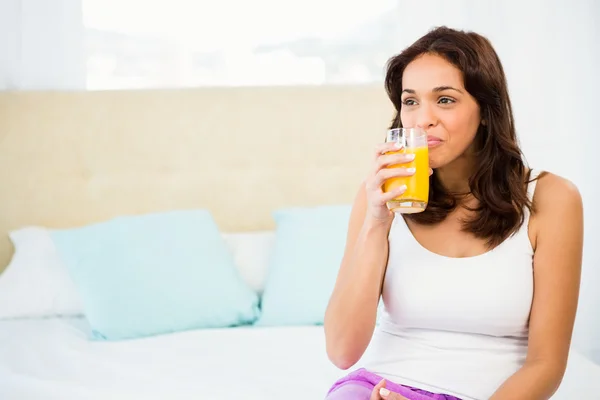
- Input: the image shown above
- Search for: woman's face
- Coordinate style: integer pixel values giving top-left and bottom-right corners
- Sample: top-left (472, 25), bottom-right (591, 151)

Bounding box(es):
top-left (400, 53), bottom-right (482, 169)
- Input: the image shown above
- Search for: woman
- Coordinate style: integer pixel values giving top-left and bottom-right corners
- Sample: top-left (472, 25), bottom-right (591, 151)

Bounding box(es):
top-left (323, 26), bottom-right (583, 400)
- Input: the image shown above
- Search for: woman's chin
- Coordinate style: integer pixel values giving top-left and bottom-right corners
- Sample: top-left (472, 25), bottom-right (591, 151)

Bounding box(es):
top-left (429, 160), bottom-right (442, 169)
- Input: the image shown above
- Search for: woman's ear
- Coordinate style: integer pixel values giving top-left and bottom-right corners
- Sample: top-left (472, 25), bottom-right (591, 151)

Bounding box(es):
top-left (481, 119), bottom-right (487, 126)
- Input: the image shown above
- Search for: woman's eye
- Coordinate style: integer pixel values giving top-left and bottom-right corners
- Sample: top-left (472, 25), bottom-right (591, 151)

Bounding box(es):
top-left (402, 99), bottom-right (417, 106)
top-left (439, 97), bottom-right (455, 104)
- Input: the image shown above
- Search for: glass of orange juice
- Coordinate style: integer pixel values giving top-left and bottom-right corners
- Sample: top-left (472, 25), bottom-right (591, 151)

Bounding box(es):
top-left (382, 127), bottom-right (429, 213)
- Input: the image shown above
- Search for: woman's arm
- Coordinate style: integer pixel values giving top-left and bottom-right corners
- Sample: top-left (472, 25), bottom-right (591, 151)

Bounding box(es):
top-left (324, 182), bottom-right (393, 370)
top-left (490, 173), bottom-right (584, 400)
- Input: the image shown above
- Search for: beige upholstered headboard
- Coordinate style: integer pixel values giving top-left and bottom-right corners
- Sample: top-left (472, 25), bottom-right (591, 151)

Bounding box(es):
top-left (0, 85), bottom-right (395, 271)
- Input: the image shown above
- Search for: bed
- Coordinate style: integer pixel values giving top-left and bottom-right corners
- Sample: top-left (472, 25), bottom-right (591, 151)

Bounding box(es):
top-left (0, 87), bottom-right (599, 400)
top-left (0, 318), bottom-right (598, 400)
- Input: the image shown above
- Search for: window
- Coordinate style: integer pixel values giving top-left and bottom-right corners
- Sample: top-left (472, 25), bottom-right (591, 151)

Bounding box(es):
top-left (83, 0), bottom-right (400, 89)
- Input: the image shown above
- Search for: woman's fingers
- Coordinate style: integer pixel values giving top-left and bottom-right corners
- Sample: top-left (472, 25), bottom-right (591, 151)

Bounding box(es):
top-left (373, 167), bottom-right (415, 188)
top-left (376, 152), bottom-right (416, 172)
top-left (379, 185), bottom-right (407, 205)
top-left (373, 142), bottom-right (402, 160)
top-left (369, 379), bottom-right (388, 400)
top-left (379, 388), bottom-right (409, 400)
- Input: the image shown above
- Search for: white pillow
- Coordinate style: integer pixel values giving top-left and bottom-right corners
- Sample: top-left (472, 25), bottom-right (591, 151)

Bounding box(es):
top-left (0, 227), bottom-right (84, 319)
top-left (222, 231), bottom-right (275, 294)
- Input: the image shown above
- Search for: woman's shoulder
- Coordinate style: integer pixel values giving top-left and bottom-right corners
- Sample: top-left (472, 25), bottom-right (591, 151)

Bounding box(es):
top-left (531, 170), bottom-right (583, 223)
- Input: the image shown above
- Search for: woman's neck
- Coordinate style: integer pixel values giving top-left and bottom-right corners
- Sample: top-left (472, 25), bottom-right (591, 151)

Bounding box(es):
top-left (435, 155), bottom-right (475, 195)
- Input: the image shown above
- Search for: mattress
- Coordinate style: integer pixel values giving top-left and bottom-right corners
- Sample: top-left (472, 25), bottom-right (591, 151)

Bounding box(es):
top-left (1, 318), bottom-right (600, 400)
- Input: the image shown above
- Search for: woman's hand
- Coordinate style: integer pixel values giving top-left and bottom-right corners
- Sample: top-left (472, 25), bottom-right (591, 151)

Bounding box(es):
top-left (369, 379), bottom-right (409, 400)
top-left (364, 142), bottom-right (431, 224)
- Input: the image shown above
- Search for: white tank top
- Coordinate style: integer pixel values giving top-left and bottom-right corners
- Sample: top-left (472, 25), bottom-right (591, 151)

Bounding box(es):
top-left (359, 170), bottom-right (541, 400)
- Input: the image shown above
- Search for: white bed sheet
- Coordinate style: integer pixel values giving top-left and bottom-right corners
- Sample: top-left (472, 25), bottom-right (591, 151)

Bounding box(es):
top-left (1, 318), bottom-right (600, 400)
top-left (0, 318), bottom-right (342, 399)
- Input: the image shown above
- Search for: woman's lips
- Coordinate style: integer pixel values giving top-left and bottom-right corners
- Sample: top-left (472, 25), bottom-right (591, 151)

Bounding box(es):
top-left (427, 136), bottom-right (443, 148)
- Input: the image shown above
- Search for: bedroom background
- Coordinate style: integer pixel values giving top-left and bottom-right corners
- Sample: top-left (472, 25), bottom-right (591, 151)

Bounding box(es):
top-left (0, 0), bottom-right (598, 365)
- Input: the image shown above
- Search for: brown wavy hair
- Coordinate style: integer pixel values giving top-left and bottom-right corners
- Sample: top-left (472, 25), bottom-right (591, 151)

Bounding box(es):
top-left (385, 26), bottom-right (537, 248)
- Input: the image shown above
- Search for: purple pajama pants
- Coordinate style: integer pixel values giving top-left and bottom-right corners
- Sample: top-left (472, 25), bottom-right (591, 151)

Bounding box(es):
top-left (326, 369), bottom-right (462, 400)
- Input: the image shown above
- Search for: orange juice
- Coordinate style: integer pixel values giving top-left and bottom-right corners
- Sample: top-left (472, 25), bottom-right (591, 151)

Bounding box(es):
top-left (383, 145), bottom-right (429, 213)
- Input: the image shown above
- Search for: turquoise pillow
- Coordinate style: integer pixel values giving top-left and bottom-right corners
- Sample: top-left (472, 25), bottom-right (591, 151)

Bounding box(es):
top-left (50, 209), bottom-right (260, 341)
top-left (255, 204), bottom-right (351, 326)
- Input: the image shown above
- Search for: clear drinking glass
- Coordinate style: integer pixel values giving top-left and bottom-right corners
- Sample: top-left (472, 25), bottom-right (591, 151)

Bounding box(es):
top-left (382, 127), bottom-right (429, 213)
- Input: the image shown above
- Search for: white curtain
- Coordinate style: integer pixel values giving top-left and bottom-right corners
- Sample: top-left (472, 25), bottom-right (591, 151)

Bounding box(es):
top-left (0, 0), bottom-right (598, 362)
top-left (0, 0), bottom-right (85, 90)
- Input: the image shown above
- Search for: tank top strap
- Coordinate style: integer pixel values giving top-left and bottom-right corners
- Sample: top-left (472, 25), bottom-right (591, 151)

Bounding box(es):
top-left (526, 169), bottom-right (542, 204)
top-left (523, 168), bottom-right (542, 222)
top-left (507, 168), bottom-right (542, 251)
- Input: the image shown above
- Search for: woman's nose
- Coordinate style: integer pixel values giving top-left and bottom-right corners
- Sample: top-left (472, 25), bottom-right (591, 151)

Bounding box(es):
top-left (415, 105), bottom-right (438, 130)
